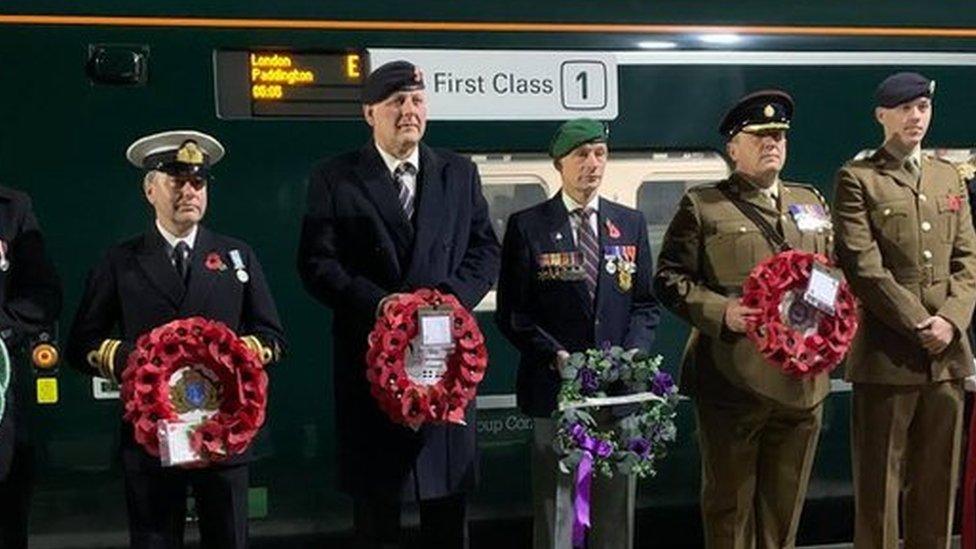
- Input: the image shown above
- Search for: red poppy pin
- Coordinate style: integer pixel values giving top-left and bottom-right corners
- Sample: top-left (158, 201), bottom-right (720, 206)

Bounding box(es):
top-left (947, 194), bottom-right (963, 213)
top-left (605, 219), bottom-right (621, 239)
top-left (205, 252), bottom-right (227, 271)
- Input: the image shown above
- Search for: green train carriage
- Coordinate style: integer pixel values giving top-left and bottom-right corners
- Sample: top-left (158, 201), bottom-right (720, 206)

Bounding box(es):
top-left (3, 3), bottom-right (976, 546)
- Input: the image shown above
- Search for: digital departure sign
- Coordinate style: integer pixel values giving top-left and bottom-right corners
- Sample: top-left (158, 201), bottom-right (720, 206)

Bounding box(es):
top-left (214, 49), bottom-right (368, 119)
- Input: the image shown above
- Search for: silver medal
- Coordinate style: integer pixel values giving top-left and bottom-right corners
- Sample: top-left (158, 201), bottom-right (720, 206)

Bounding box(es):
top-left (228, 249), bottom-right (249, 284)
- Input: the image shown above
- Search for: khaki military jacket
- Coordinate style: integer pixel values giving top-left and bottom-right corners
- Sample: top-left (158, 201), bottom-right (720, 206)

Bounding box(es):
top-left (833, 147), bottom-right (976, 385)
top-left (654, 173), bottom-right (832, 409)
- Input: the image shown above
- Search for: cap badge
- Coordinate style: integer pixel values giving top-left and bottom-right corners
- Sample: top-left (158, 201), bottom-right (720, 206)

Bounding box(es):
top-left (763, 104), bottom-right (775, 118)
top-left (176, 141), bottom-right (204, 165)
top-left (413, 67), bottom-right (424, 83)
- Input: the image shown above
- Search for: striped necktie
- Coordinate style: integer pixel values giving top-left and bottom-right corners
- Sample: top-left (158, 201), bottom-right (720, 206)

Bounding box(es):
top-left (573, 207), bottom-right (599, 302)
top-left (394, 162), bottom-right (417, 220)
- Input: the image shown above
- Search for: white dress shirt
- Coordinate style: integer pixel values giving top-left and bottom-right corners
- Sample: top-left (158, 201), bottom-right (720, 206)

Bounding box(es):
top-left (375, 142), bottom-right (421, 198)
top-left (156, 220), bottom-right (197, 265)
top-left (561, 192), bottom-right (600, 246)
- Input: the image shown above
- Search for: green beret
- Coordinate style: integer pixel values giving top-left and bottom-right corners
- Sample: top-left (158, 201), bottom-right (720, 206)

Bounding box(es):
top-left (548, 118), bottom-right (608, 159)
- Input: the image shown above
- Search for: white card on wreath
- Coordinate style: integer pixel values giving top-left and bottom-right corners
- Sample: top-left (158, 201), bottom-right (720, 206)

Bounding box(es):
top-left (803, 263), bottom-right (840, 315)
top-left (158, 420), bottom-right (203, 467)
top-left (419, 310), bottom-right (453, 347)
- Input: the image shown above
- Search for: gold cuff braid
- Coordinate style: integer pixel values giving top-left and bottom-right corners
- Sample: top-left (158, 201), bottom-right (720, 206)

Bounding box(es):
top-left (87, 339), bottom-right (121, 382)
top-left (241, 335), bottom-right (273, 365)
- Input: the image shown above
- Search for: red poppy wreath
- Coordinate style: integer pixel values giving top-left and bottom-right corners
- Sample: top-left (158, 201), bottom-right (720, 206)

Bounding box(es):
top-left (365, 289), bottom-right (488, 430)
top-left (120, 317), bottom-right (268, 464)
top-left (741, 250), bottom-right (859, 377)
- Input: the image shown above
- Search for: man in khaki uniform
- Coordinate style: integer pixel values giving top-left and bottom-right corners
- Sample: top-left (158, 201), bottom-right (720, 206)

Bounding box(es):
top-left (654, 90), bottom-right (833, 549)
top-left (832, 72), bottom-right (976, 549)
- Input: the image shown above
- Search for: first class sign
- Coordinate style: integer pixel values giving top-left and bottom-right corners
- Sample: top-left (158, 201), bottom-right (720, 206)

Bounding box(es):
top-left (368, 49), bottom-right (618, 120)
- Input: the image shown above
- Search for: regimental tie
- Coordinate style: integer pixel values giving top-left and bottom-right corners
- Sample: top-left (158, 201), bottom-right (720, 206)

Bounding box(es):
top-left (173, 241), bottom-right (190, 286)
top-left (573, 207), bottom-right (599, 302)
top-left (394, 162), bottom-right (417, 220)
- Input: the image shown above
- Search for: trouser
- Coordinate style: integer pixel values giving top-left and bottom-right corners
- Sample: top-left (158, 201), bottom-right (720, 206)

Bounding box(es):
top-left (696, 393), bottom-right (822, 549)
top-left (124, 461), bottom-right (249, 549)
top-left (352, 493), bottom-right (468, 549)
top-left (531, 418), bottom-right (636, 549)
top-left (851, 381), bottom-right (964, 549)
top-left (0, 444), bottom-right (31, 549)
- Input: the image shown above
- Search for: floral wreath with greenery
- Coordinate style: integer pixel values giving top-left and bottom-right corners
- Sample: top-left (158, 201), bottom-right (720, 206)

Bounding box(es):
top-left (553, 345), bottom-right (679, 546)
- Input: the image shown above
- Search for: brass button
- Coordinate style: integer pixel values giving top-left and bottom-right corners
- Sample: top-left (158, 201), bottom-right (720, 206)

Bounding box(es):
top-left (919, 194), bottom-right (928, 202)
top-left (739, 227), bottom-right (747, 233)
top-left (923, 249), bottom-right (933, 261)
top-left (883, 208), bottom-right (892, 216)
top-left (921, 221), bottom-right (932, 232)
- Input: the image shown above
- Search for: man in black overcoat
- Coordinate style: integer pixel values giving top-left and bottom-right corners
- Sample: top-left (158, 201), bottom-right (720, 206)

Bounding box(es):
top-left (297, 61), bottom-right (500, 548)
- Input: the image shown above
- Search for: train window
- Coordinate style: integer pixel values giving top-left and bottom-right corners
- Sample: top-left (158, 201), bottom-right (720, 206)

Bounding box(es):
top-left (480, 175), bottom-right (549, 241)
top-left (637, 180), bottom-right (689, 252)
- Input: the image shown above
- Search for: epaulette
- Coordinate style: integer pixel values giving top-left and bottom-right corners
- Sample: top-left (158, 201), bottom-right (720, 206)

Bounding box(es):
top-left (687, 181), bottom-right (719, 192)
top-left (784, 181), bottom-right (830, 209)
top-left (955, 161), bottom-right (976, 182)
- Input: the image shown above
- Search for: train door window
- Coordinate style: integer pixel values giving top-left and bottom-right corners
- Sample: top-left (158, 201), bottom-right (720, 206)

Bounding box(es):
top-left (480, 175), bottom-right (550, 242)
top-left (631, 152), bottom-right (730, 253)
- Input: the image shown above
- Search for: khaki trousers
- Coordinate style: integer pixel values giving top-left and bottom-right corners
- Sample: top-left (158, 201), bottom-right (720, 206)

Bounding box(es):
top-left (851, 381), bottom-right (964, 549)
top-left (531, 418), bottom-right (636, 549)
top-left (696, 392), bottom-right (822, 549)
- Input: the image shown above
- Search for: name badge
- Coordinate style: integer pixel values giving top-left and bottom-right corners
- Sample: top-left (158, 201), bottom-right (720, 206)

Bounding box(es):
top-left (803, 262), bottom-right (841, 315)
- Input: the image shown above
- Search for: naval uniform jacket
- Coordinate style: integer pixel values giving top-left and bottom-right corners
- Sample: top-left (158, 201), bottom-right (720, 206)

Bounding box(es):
top-left (66, 225), bottom-right (285, 470)
top-left (833, 148), bottom-right (976, 384)
top-left (297, 141), bottom-right (500, 500)
top-left (495, 193), bottom-right (660, 418)
top-left (0, 186), bottom-right (62, 481)
top-left (653, 174), bottom-right (832, 409)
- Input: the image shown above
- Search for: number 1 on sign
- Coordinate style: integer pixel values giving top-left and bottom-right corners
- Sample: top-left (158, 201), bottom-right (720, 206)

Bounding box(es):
top-left (575, 71), bottom-right (588, 99)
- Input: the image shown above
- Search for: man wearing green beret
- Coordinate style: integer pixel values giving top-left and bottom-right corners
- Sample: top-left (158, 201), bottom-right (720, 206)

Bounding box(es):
top-left (654, 90), bottom-right (834, 548)
top-left (496, 118), bottom-right (660, 548)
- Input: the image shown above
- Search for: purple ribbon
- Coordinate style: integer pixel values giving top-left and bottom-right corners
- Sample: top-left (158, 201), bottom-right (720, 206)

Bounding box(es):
top-left (569, 423), bottom-right (613, 548)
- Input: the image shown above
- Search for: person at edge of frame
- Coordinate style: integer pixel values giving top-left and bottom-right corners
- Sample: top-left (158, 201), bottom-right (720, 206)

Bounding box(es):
top-left (0, 182), bottom-right (62, 549)
top-left (832, 71), bottom-right (976, 549)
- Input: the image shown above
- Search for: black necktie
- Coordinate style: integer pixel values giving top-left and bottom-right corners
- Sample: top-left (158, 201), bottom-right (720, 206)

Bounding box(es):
top-left (173, 241), bottom-right (190, 285)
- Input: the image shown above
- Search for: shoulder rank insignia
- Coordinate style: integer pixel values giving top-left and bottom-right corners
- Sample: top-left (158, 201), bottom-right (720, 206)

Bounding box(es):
top-left (956, 161), bottom-right (976, 182)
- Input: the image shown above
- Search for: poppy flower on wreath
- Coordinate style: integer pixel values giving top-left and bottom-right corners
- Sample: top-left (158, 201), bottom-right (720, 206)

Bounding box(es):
top-left (120, 316), bottom-right (268, 464)
top-left (741, 250), bottom-right (859, 378)
top-left (365, 288), bottom-right (488, 430)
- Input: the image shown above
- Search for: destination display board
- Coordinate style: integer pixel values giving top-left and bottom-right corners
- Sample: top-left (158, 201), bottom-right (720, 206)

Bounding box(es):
top-left (214, 49), bottom-right (367, 119)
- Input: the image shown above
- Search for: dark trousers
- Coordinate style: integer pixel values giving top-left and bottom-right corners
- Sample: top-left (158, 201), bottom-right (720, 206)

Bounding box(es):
top-left (0, 445), bottom-right (31, 549)
top-left (353, 494), bottom-right (467, 549)
top-left (124, 461), bottom-right (249, 549)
